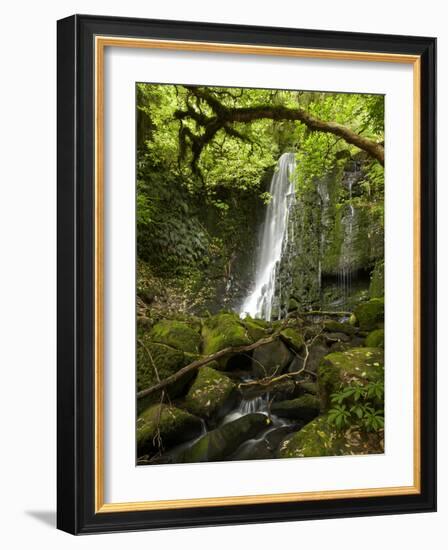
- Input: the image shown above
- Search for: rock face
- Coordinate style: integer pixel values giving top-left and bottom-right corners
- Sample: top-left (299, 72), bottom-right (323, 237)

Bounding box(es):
top-left (183, 366), bottom-right (236, 421)
top-left (271, 394), bottom-right (320, 421)
top-left (137, 404), bottom-right (204, 456)
top-left (318, 347), bottom-right (384, 410)
top-left (353, 298), bottom-right (384, 331)
top-left (150, 319), bottom-right (201, 353)
top-left (252, 339), bottom-right (293, 377)
top-left (175, 413), bottom-right (270, 463)
top-left (201, 312), bottom-right (251, 357)
top-left (277, 414), bottom-right (383, 458)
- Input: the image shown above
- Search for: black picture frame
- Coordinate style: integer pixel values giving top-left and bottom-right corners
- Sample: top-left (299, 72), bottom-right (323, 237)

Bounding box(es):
top-left (57, 14), bottom-right (436, 534)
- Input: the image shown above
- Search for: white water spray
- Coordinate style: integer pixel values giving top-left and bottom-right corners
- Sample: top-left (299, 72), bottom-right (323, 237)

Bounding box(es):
top-left (239, 152), bottom-right (296, 320)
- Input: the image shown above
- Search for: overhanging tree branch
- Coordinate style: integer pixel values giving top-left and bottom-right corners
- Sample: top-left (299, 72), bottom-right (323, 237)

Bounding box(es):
top-left (176, 86), bottom-right (384, 169)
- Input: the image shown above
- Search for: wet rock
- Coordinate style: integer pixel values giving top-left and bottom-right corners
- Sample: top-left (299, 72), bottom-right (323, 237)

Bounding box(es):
top-left (271, 394), bottom-right (320, 421)
top-left (183, 366), bottom-right (236, 421)
top-left (176, 413), bottom-right (270, 463)
top-left (229, 438), bottom-right (274, 461)
top-left (252, 339), bottom-right (293, 377)
top-left (137, 404), bottom-right (204, 456)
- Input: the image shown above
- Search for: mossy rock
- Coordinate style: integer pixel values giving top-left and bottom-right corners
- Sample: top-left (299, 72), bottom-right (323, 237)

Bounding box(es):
top-left (150, 319), bottom-right (201, 353)
top-left (137, 404), bottom-right (203, 456)
top-left (183, 366), bottom-right (236, 420)
top-left (136, 337), bottom-right (197, 414)
top-left (271, 394), bottom-right (320, 421)
top-left (365, 328), bottom-right (385, 348)
top-left (242, 317), bottom-right (269, 341)
top-left (202, 312), bottom-right (252, 357)
top-left (353, 298), bottom-right (384, 331)
top-left (280, 328), bottom-right (304, 351)
top-left (318, 347), bottom-right (384, 410)
top-left (323, 320), bottom-right (356, 336)
top-left (277, 414), bottom-right (383, 458)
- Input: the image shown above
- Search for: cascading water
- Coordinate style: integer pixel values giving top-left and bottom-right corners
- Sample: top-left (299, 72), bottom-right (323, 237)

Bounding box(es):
top-left (239, 152), bottom-right (296, 320)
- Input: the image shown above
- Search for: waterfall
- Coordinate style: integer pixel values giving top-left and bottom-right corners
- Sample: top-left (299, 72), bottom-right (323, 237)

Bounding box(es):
top-left (339, 169), bottom-right (358, 305)
top-left (239, 152), bottom-right (296, 320)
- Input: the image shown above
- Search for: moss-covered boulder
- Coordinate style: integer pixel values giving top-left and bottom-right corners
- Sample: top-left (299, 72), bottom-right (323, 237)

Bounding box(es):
top-left (277, 414), bottom-right (383, 458)
top-left (318, 347), bottom-right (384, 410)
top-left (242, 317), bottom-right (269, 341)
top-left (252, 339), bottom-right (293, 377)
top-left (353, 298), bottom-right (384, 331)
top-left (183, 366), bottom-right (236, 420)
top-left (365, 328), bottom-right (385, 348)
top-left (323, 319), bottom-right (357, 336)
top-left (280, 328), bottom-right (304, 351)
top-left (136, 336), bottom-right (197, 414)
top-left (271, 394), bottom-right (320, 421)
top-left (137, 404), bottom-right (204, 456)
top-left (150, 319), bottom-right (201, 353)
top-left (202, 312), bottom-right (251, 357)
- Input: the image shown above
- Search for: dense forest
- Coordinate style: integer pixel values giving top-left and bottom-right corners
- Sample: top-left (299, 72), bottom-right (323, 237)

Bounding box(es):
top-left (136, 83), bottom-right (385, 465)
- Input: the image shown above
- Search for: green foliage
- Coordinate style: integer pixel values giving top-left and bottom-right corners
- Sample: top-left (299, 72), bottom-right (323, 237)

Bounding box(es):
top-left (328, 380), bottom-right (384, 433)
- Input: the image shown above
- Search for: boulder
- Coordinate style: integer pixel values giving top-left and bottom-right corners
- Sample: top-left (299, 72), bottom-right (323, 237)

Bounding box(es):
top-left (280, 327), bottom-right (305, 351)
top-left (183, 366), bottom-right (236, 421)
top-left (252, 339), bottom-right (293, 377)
top-left (323, 319), bottom-right (357, 336)
top-left (136, 337), bottom-right (197, 413)
top-left (150, 319), bottom-right (201, 353)
top-left (201, 312), bottom-right (252, 362)
top-left (277, 414), bottom-right (383, 458)
top-left (318, 347), bottom-right (384, 410)
top-left (137, 404), bottom-right (204, 456)
top-left (177, 413), bottom-right (270, 463)
top-left (365, 328), bottom-right (385, 348)
top-left (241, 317), bottom-right (269, 341)
top-left (353, 298), bottom-right (384, 331)
top-left (271, 394), bottom-right (320, 421)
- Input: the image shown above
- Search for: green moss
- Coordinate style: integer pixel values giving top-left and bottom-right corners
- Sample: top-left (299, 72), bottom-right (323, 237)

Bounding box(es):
top-left (353, 298), bottom-right (384, 330)
top-left (271, 394), bottom-right (320, 421)
top-left (242, 317), bottom-right (268, 341)
top-left (183, 366), bottom-right (235, 420)
top-left (277, 414), bottom-right (383, 458)
top-left (365, 328), bottom-right (384, 348)
top-left (318, 347), bottom-right (384, 410)
top-left (136, 335), bottom-right (197, 414)
top-left (280, 328), bottom-right (304, 351)
top-left (323, 320), bottom-right (356, 335)
top-left (136, 404), bottom-right (203, 455)
top-left (202, 312), bottom-right (251, 355)
top-left (369, 259), bottom-right (385, 298)
top-left (150, 319), bottom-right (201, 353)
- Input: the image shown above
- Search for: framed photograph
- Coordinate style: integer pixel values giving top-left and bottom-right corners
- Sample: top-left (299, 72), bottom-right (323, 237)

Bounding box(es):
top-left (57, 14), bottom-right (436, 534)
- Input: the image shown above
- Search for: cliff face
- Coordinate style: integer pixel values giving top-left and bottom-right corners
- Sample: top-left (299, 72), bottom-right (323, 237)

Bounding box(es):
top-left (274, 155), bottom-right (384, 316)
